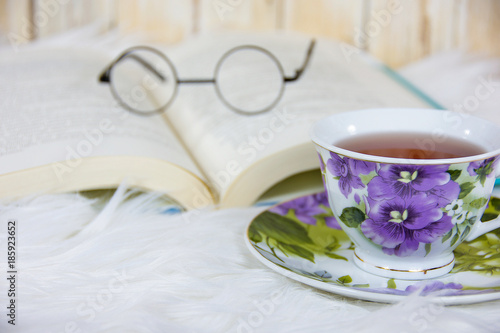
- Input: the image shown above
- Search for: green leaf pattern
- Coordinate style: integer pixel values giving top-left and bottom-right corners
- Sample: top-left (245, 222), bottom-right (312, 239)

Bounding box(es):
top-left (250, 210), bottom-right (350, 265)
top-left (249, 189), bottom-right (500, 295)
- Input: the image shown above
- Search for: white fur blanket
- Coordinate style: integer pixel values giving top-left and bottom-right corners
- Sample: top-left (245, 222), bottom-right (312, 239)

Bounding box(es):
top-left (2, 29), bottom-right (500, 332)
top-left (2, 185), bottom-right (500, 333)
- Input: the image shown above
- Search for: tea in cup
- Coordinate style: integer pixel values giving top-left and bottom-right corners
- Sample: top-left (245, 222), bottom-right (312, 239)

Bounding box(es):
top-left (310, 108), bottom-right (500, 280)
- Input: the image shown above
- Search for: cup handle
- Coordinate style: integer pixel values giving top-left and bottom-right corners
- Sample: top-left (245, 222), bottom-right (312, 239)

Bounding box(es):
top-left (464, 215), bottom-right (500, 242)
top-left (465, 169), bottom-right (500, 242)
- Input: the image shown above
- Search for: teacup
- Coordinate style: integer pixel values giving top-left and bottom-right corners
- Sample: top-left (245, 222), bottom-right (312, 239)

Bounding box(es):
top-left (310, 108), bottom-right (500, 280)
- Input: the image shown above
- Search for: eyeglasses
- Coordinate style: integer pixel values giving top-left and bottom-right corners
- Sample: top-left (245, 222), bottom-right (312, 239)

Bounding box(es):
top-left (98, 39), bottom-right (316, 116)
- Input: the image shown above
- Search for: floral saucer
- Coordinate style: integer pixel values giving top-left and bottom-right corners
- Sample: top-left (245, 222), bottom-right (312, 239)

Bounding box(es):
top-left (245, 191), bottom-right (500, 304)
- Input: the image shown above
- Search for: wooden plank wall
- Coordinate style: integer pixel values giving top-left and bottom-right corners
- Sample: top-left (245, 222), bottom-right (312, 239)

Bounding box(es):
top-left (0, 0), bottom-right (499, 67)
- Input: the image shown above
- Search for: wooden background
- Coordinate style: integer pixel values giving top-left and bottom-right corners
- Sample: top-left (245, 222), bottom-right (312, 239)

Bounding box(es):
top-left (0, 0), bottom-right (499, 67)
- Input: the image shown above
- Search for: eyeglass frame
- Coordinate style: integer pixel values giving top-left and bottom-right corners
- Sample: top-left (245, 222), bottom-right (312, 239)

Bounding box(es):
top-left (98, 38), bottom-right (316, 116)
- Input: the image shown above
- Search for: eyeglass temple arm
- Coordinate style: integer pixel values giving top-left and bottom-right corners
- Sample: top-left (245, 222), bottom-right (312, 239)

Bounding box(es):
top-left (98, 54), bottom-right (166, 83)
top-left (284, 39), bottom-right (316, 83)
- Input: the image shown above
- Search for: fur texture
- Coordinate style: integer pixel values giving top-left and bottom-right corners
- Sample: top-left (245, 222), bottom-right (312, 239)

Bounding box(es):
top-left (1, 185), bottom-right (500, 333)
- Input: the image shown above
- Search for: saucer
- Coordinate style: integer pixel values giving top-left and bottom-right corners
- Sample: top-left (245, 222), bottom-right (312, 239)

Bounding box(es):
top-left (245, 191), bottom-right (500, 304)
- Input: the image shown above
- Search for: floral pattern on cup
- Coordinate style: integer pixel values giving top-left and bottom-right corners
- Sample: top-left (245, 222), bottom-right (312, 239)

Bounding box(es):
top-left (322, 152), bottom-right (499, 257)
top-left (468, 157), bottom-right (499, 186)
top-left (247, 192), bottom-right (500, 300)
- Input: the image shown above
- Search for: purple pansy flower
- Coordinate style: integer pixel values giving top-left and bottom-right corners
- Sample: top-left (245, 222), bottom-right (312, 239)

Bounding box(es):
top-left (312, 192), bottom-right (329, 207)
top-left (325, 215), bottom-right (341, 230)
top-left (367, 164), bottom-right (459, 206)
top-left (312, 192), bottom-right (341, 229)
top-left (327, 153), bottom-right (375, 198)
top-left (467, 157), bottom-right (498, 185)
top-left (356, 282), bottom-right (465, 296)
top-left (361, 193), bottom-right (453, 256)
top-left (354, 193), bottom-right (361, 204)
top-left (405, 281), bottom-right (463, 296)
top-left (318, 153), bottom-right (326, 172)
top-left (425, 180), bottom-right (461, 207)
top-left (468, 157), bottom-right (498, 177)
top-left (350, 159), bottom-right (377, 175)
top-left (270, 196), bottom-right (325, 225)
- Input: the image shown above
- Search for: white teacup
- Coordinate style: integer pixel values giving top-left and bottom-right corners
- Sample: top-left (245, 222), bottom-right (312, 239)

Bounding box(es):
top-left (310, 108), bottom-right (500, 280)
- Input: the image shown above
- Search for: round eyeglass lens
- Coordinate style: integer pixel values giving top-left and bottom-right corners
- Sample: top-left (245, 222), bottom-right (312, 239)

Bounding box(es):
top-left (215, 46), bottom-right (284, 115)
top-left (110, 48), bottom-right (177, 115)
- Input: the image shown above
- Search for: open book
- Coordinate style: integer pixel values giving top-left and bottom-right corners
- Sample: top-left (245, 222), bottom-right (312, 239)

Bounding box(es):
top-left (0, 32), bottom-right (438, 209)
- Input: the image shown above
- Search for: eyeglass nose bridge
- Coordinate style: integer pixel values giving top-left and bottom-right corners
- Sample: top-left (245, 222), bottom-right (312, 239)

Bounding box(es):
top-left (173, 45), bottom-right (287, 115)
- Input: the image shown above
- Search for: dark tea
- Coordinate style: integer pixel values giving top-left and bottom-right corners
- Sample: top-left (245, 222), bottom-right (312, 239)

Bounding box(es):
top-left (335, 132), bottom-right (486, 159)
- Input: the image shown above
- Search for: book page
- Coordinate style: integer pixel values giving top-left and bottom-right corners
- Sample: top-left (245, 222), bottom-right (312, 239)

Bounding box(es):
top-left (0, 46), bottom-right (202, 180)
top-left (165, 32), bottom-right (433, 200)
